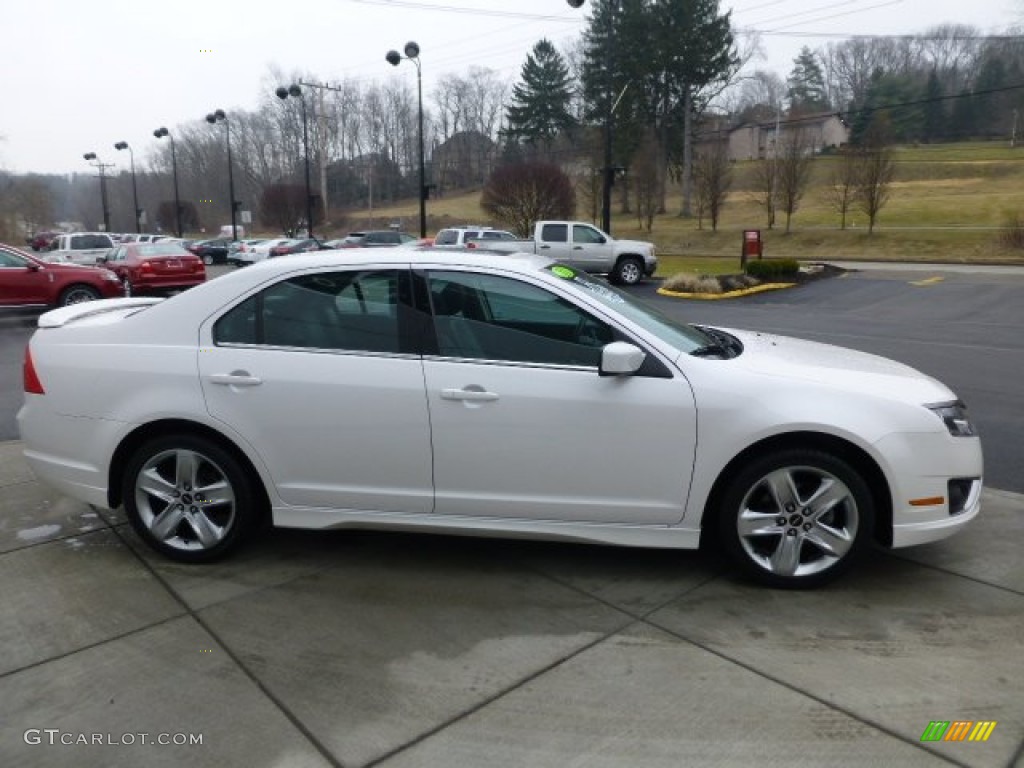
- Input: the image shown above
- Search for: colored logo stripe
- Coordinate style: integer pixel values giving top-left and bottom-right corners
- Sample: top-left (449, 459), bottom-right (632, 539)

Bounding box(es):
top-left (969, 722), bottom-right (997, 742)
top-left (944, 721), bottom-right (973, 741)
top-left (921, 721), bottom-right (949, 742)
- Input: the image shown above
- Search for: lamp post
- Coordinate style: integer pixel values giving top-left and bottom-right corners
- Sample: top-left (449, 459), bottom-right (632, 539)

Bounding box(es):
top-left (153, 127), bottom-right (183, 237)
top-left (82, 152), bottom-right (112, 233)
top-left (275, 84), bottom-right (315, 239)
top-left (205, 109), bottom-right (238, 241)
top-left (567, 0), bottom-right (615, 234)
top-left (113, 141), bottom-right (141, 234)
top-left (386, 41), bottom-right (427, 238)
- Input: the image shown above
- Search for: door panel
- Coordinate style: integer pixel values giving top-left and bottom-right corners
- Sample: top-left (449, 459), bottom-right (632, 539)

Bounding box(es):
top-left (424, 359), bottom-right (695, 524)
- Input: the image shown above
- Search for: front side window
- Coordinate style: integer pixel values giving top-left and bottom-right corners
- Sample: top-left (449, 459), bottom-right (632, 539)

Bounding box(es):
top-left (573, 224), bottom-right (605, 244)
top-left (214, 269), bottom-right (410, 354)
top-left (0, 250), bottom-right (28, 268)
top-left (428, 271), bottom-right (614, 366)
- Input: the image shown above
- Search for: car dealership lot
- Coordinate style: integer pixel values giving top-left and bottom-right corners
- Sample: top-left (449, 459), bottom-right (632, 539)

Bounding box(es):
top-left (0, 263), bottom-right (1022, 766)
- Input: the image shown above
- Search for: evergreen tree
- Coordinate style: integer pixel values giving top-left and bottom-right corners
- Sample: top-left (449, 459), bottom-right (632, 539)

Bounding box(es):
top-left (786, 47), bottom-right (830, 113)
top-left (505, 39), bottom-right (576, 152)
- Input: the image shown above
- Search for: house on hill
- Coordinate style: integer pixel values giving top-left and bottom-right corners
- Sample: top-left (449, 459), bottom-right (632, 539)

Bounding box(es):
top-left (726, 112), bottom-right (849, 161)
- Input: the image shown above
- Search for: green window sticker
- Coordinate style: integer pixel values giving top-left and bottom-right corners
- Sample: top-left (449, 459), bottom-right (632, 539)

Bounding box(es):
top-left (551, 265), bottom-right (576, 279)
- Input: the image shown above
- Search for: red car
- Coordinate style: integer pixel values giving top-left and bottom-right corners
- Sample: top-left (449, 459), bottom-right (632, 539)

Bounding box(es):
top-left (0, 243), bottom-right (125, 308)
top-left (99, 242), bottom-right (205, 296)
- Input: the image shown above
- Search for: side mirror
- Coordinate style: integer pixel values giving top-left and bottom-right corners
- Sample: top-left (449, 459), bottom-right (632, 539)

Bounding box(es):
top-left (599, 342), bottom-right (646, 377)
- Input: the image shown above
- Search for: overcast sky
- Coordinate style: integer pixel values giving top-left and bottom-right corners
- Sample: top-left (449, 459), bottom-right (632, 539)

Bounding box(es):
top-left (2, 0), bottom-right (1017, 175)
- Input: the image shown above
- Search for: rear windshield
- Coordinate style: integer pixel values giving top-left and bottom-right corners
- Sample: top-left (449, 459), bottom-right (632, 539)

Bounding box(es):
top-left (138, 244), bottom-right (189, 257)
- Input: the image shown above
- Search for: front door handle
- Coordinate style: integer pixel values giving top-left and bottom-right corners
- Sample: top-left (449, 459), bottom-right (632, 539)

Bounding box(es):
top-left (210, 371), bottom-right (263, 387)
top-left (441, 387), bottom-right (499, 402)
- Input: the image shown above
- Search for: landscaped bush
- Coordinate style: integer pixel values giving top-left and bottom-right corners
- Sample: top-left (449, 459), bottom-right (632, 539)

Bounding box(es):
top-left (745, 259), bottom-right (800, 279)
top-left (662, 273), bottom-right (724, 294)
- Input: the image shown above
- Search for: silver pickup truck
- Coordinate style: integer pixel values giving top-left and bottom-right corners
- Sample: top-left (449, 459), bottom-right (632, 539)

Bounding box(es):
top-left (480, 221), bottom-right (657, 285)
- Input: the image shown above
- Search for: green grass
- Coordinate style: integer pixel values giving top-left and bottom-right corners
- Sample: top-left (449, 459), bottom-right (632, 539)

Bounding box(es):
top-left (339, 140), bottom-right (1024, 266)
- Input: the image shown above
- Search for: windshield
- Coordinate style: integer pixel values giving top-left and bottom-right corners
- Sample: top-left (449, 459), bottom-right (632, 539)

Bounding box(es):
top-left (542, 264), bottom-right (712, 355)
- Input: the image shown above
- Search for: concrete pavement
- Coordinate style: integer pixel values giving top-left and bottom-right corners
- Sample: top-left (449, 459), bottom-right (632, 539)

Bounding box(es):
top-left (0, 439), bottom-right (1021, 768)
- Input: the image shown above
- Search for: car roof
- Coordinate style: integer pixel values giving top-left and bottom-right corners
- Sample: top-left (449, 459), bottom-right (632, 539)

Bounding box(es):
top-left (241, 245), bottom-right (546, 274)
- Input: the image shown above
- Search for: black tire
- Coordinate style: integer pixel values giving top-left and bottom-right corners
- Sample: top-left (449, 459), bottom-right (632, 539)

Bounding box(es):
top-left (610, 257), bottom-right (644, 286)
top-left (717, 448), bottom-right (874, 588)
top-left (122, 434), bottom-right (259, 563)
top-left (58, 284), bottom-right (101, 306)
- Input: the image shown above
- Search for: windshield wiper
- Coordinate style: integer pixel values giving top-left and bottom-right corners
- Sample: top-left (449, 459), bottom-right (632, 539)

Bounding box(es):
top-left (690, 343), bottom-right (730, 358)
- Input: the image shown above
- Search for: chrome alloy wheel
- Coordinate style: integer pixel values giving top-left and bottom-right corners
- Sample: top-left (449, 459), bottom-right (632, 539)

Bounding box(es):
top-left (735, 465), bottom-right (859, 580)
top-left (134, 448), bottom-right (237, 553)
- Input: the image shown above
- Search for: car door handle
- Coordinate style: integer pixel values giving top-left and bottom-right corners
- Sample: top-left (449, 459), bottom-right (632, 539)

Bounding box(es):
top-left (539, 244), bottom-right (551, 250)
top-left (210, 372), bottom-right (263, 387)
top-left (441, 388), bottom-right (499, 402)
top-left (573, 246), bottom-right (583, 250)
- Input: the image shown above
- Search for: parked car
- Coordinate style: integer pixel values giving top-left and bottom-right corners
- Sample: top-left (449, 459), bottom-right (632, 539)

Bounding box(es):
top-left (433, 227), bottom-right (517, 248)
top-left (234, 238), bottom-right (295, 266)
top-left (339, 231), bottom-right (418, 247)
top-left (18, 250), bottom-right (982, 588)
top-left (98, 242), bottom-right (205, 295)
top-left (268, 238), bottom-right (328, 257)
top-left (121, 234), bottom-right (164, 244)
top-left (26, 231), bottom-right (60, 251)
top-left (187, 239), bottom-right (232, 265)
top-left (483, 221), bottom-right (657, 285)
top-left (47, 232), bottom-right (117, 265)
top-left (0, 243), bottom-right (124, 307)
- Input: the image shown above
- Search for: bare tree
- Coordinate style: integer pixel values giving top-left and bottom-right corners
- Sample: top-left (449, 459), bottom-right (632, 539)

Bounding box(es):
top-left (854, 116), bottom-right (896, 234)
top-left (775, 129), bottom-right (815, 233)
top-left (749, 158), bottom-right (778, 229)
top-left (631, 130), bottom-right (660, 231)
top-left (693, 141), bottom-right (732, 231)
top-left (9, 176), bottom-right (55, 234)
top-left (481, 162), bottom-right (576, 237)
top-left (825, 151), bottom-right (858, 230)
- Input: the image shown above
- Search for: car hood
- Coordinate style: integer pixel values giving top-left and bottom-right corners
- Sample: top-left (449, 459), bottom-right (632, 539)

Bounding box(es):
top-left (615, 239), bottom-right (654, 254)
top-left (722, 328), bottom-right (954, 405)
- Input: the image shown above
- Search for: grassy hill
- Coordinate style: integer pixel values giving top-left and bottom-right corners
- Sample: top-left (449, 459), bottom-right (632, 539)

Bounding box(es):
top-left (336, 141), bottom-right (1024, 273)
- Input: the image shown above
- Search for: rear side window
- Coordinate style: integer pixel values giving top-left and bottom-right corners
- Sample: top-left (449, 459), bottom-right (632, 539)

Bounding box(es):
top-left (539, 224), bottom-right (567, 243)
top-left (434, 230), bottom-right (458, 246)
top-left (214, 270), bottom-right (414, 354)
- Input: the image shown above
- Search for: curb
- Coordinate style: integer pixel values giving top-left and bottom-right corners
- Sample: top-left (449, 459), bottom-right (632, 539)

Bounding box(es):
top-left (656, 282), bottom-right (796, 300)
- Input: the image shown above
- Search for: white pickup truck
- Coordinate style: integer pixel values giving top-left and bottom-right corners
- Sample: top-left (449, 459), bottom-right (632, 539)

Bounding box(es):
top-left (481, 221), bottom-right (657, 285)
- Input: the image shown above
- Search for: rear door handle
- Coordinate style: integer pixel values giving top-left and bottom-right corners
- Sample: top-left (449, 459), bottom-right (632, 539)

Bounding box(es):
top-left (210, 371), bottom-right (263, 387)
top-left (441, 388), bottom-right (499, 402)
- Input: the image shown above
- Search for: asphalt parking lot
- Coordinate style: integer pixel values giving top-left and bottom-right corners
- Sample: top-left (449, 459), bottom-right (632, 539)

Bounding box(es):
top-left (1, 263), bottom-right (1022, 767)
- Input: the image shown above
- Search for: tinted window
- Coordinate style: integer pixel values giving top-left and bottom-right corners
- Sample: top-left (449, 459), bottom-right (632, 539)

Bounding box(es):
top-left (0, 250), bottom-right (28, 267)
top-left (573, 225), bottom-right (604, 244)
top-left (539, 224), bottom-right (568, 243)
top-left (214, 270), bottom-right (406, 354)
top-left (138, 244), bottom-right (189, 257)
top-left (434, 230), bottom-right (458, 246)
top-left (428, 272), bottom-right (613, 366)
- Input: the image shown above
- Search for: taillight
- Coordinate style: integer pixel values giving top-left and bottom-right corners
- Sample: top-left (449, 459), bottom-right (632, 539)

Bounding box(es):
top-left (24, 347), bottom-right (44, 395)
top-left (140, 261), bottom-right (154, 274)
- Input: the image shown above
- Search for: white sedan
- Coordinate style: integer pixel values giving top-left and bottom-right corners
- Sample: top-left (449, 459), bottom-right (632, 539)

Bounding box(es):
top-left (17, 250), bottom-right (983, 587)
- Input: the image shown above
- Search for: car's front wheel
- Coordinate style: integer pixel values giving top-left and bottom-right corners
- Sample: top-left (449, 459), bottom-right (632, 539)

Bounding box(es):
top-left (610, 257), bottom-right (644, 286)
top-left (58, 284), bottom-right (101, 306)
top-left (718, 449), bottom-right (874, 588)
top-left (122, 435), bottom-right (258, 562)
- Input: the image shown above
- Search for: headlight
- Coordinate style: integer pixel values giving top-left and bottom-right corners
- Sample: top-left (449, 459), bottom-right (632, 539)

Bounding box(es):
top-left (102, 270), bottom-right (121, 282)
top-left (926, 400), bottom-right (977, 437)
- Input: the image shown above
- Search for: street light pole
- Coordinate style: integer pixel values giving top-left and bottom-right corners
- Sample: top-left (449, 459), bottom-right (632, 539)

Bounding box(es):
top-left (82, 152), bottom-right (113, 233)
top-left (153, 127), bottom-right (183, 237)
top-left (275, 84), bottom-right (315, 239)
top-left (568, 0), bottom-right (615, 235)
top-left (114, 141), bottom-right (141, 233)
top-left (205, 109), bottom-right (238, 241)
top-left (386, 42), bottom-right (427, 238)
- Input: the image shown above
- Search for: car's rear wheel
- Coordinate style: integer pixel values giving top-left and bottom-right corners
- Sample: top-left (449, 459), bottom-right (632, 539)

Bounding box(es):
top-left (203, 254), bottom-right (214, 265)
top-left (718, 449), bottom-right (874, 588)
top-left (610, 257), bottom-right (643, 286)
top-left (122, 435), bottom-right (256, 562)
top-left (58, 284), bottom-right (101, 306)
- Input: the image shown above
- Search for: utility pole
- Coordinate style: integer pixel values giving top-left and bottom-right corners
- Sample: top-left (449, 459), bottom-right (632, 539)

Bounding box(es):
top-left (300, 80), bottom-right (346, 225)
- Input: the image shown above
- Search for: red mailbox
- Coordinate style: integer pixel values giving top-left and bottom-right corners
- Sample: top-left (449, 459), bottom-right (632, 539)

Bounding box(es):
top-left (742, 229), bottom-right (762, 266)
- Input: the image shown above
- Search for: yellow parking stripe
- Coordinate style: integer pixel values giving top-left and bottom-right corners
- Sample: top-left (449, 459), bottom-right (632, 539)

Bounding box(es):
top-left (910, 276), bottom-right (945, 286)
